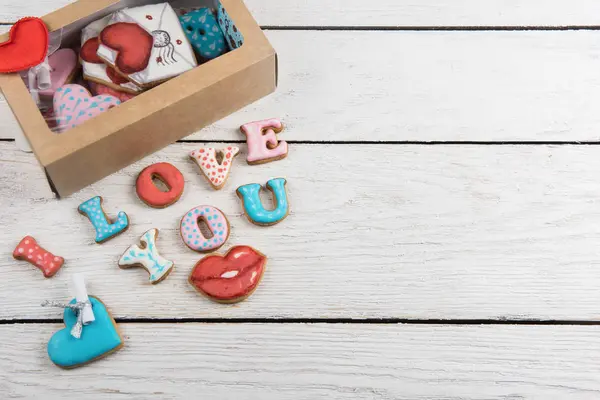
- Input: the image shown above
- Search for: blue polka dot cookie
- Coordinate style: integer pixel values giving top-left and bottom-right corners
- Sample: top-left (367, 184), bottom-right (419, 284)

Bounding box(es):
top-left (78, 196), bottom-right (129, 244)
top-left (179, 8), bottom-right (228, 61)
top-left (180, 205), bottom-right (230, 253)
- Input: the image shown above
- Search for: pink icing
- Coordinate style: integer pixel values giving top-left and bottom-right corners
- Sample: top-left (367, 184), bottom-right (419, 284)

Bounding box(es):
top-left (180, 205), bottom-right (230, 253)
top-left (53, 84), bottom-right (121, 133)
top-left (240, 118), bottom-right (288, 164)
top-left (27, 49), bottom-right (78, 97)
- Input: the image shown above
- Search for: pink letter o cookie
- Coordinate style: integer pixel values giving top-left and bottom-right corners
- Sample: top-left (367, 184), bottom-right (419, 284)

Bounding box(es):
top-left (180, 206), bottom-right (230, 253)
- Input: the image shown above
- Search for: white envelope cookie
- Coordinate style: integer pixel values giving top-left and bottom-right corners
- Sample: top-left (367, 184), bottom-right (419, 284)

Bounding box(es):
top-left (97, 3), bottom-right (198, 88)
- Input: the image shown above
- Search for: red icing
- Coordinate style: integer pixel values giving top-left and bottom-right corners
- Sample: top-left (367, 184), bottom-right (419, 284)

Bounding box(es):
top-left (13, 236), bottom-right (64, 278)
top-left (189, 246), bottom-right (267, 302)
top-left (105, 66), bottom-right (129, 85)
top-left (100, 23), bottom-right (153, 74)
top-left (80, 37), bottom-right (103, 64)
top-left (89, 82), bottom-right (137, 103)
top-left (136, 163), bottom-right (185, 208)
top-left (0, 17), bottom-right (49, 73)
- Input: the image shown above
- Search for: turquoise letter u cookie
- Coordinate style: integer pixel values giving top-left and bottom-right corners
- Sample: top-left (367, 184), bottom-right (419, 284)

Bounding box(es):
top-left (237, 178), bottom-right (289, 226)
top-left (47, 297), bottom-right (123, 369)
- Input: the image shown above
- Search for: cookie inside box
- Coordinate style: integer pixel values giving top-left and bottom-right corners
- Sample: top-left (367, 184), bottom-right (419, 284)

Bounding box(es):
top-left (23, 0), bottom-right (244, 134)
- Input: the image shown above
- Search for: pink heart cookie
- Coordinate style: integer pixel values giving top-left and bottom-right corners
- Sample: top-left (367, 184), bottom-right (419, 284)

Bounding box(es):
top-left (28, 49), bottom-right (78, 97)
top-left (53, 84), bottom-right (121, 133)
top-left (88, 81), bottom-right (137, 103)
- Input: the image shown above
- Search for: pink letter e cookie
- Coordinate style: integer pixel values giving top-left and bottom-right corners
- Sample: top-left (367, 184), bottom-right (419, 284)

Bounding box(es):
top-left (240, 118), bottom-right (288, 165)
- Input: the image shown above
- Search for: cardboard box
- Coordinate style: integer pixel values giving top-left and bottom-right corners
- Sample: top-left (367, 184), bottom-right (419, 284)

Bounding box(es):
top-left (0, 0), bottom-right (277, 197)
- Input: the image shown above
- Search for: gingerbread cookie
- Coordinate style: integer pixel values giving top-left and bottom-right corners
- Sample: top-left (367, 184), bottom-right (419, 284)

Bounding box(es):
top-left (47, 296), bottom-right (124, 369)
top-left (189, 147), bottom-right (239, 190)
top-left (13, 236), bottom-right (64, 278)
top-left (81, 15), bottom-right (142, 94)
top-left (78, 196), bottom-right (129, 243)
top-left (119, 229), bottom-right (174, 284)
top-left (89, 81), bottom-right (137, 103)
top-left (217, 3), bottom-right (244, 50)
top-left (53, 84), bottom-right (121, 133)
top-left (240, 118), bottom-right (288, 165)
top-left (25, 49), bottom-right (78, 98)
top-left (136, 162), bottom-right (185, 208)
top-left (237, 178), bottom-right (289, 226)
top-left (189, 245), bottom-right (267, 304)
top-left (180, 205), bottom-right (230, 253)
top-left (180, 8), bottom-right (228, 61)
top-left (97, 3), bottom-right (198, 88)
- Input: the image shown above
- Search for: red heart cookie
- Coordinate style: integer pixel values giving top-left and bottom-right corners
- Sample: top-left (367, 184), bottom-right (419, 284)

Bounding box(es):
top-left (81, 37), bottom-right (129, 85)
top-left (0, 17), bottom-right (49, 73)
top-left (99, 23), bottom-right (153, 74)
top-left (189, 246), bottom-right (267, 304)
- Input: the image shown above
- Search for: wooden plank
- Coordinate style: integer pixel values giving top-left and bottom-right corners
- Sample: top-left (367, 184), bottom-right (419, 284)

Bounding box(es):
top-left (2, 323), bottom-right (600, 398)
top-left (4, 30), bottom-right (600, 142)
top-left (3, 142), bottom-right (600, 320)
top-left (3, 0), bottom-right (600, 26)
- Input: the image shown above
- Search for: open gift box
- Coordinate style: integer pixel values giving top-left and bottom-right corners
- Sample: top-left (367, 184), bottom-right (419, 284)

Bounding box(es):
top-left (0, 0), bottom-right (277, 197)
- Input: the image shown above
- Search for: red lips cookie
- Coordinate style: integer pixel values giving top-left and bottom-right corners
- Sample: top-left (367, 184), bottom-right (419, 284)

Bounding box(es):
top-left (189, 246), bottom-right (267, 304)
top-left (0, 17), bottom-right (49, 73)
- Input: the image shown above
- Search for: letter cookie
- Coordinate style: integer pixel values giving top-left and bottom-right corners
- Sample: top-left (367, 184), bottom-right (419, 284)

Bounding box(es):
top-left (13, 236), bottom-right (64, 278)
top-left (53, 84), bottom-right (121, 133)
top-left (136, 162), bottom-right (185, 208)
top-left (78, 196), bottom-right (129, 243)
top-left (180, 205), bottom-right (230, 253)
top-left (237, 178), bottom-right (289, 226)
top-left (189, 245), bottom-right (267, 304)
top-left (189, 147), bottom-right (239, 190)
top-left (119, 229), bottom-right (174, 284)
top-left (240, 118), bottom-right (288, 165)
top-left (47, 296), bottom-right (123, 369)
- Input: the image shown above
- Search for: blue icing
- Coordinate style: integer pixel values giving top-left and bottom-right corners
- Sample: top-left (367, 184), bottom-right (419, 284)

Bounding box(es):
top-left (180, 8), bottom-right (228, 61)
top-left (47, 297), bottom-right (122, 368)
top-left (237, 178), bottom-right (289, 225)
top-left (217, 3), bottom-right (244, 50)
top-left (78, 196), bottom-right (129, 243)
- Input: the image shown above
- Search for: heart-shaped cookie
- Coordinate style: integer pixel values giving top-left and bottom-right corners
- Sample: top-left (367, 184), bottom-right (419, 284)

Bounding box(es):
top-left (28, 49), bottom-right (78, 97)
top-left (0, 17), bottom-right (49, 73)
top-left (99, 22), bottom-right (153, 74)
top-left (189, 245), bottom-right (267, 303)
top-left (47, 296), bottom-right (123, 369)
top-left (53, 84), bottom-right (121, 133)
top-left (81, 37), bottom-right (129, 85)
top-left (89, 81), bottom-right (137, 103)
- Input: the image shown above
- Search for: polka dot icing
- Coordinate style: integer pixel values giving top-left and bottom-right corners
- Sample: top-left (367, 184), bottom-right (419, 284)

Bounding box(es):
top-left (78, 196), bottom-right (129, 243)
top-left (180, 205), bottom-right (230, 253)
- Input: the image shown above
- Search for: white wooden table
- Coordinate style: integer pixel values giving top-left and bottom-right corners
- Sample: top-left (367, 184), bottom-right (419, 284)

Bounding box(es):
top-left (2, 1), bottom-right (600, 398)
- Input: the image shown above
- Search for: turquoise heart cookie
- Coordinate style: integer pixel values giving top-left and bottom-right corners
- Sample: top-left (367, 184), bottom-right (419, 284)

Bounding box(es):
top-left (47, 296), bottom-right (123, 368)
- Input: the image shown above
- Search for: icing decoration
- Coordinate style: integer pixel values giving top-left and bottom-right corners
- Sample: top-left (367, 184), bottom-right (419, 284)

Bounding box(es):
top-left (240, 118), bottom-right (288, 165)
top-left (237, 178), bottom-right (289, 226)
top-left (78, 196), bottom-right (129, 243)
top-left (89, 81), bottom-right (137, 103)
top-left (99, 23), bottom-right (154, 74)
top-left (24, 49), bottom-right (78, 97)
top-left (189, 146), bottom-right (239, 190)
top-left (180, 205), bottom-right (230, 253)
top-left (47, 297), bottom-right (123, 369)
top-left (53, 84), bottom-right (121, 133)
top-left (136, 162), bottom-right (185, 208)
top-left (13, 236), bottom-right (64, 278)
top-left (97, 3), bottom-right (198, 87)
top-left (189, 245), bottom-right (267, 303)
top-left (81, 16), bottom-right (142, 93)
top-left (180, 8), bottom-right (228, 61)
top-left (0, 17), bottom-right (49, 73)
top-left (217, 3), bottom-right (244, 50)
top-left (119, 229), bottom-right (174, 284)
